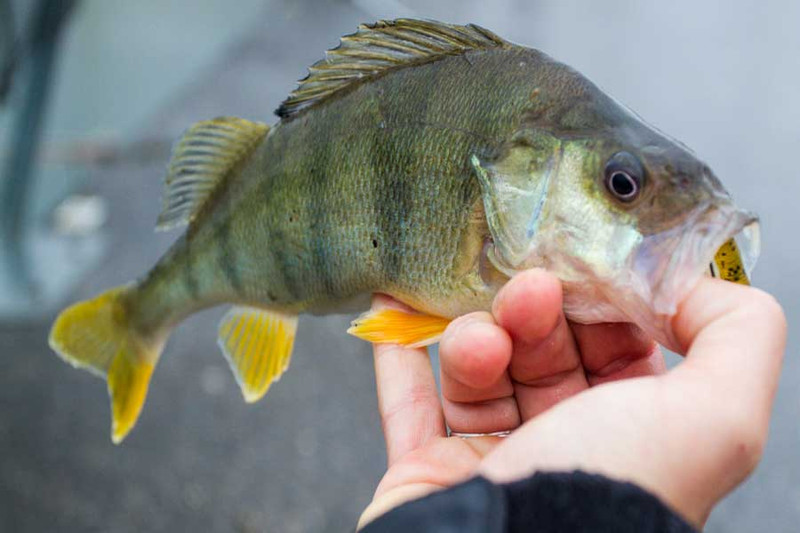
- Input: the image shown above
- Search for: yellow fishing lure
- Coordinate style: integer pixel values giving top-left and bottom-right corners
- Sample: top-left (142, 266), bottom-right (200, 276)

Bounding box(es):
top-left (711, 238), bottom-right (750, 285)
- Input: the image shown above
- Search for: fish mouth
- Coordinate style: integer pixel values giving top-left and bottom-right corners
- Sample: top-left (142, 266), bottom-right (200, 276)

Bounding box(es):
top-left (627, 203), bottom-right (760, 350)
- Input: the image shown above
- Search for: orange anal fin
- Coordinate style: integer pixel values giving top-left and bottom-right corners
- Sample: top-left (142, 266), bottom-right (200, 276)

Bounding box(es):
top-left (347, 309), bottom-right (451, 348)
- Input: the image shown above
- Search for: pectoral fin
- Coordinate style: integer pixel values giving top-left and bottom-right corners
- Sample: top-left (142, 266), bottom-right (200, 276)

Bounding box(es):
top-left (347, 309), bottom-right (451, 348)
top-left (218, 307), bottom-right (298, 403)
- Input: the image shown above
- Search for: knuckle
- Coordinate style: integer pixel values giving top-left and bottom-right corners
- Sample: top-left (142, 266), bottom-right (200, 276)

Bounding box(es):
top-left (749, 290), bottom-right (787, 330)
top-left (718, 411), bottom-right (767, 473)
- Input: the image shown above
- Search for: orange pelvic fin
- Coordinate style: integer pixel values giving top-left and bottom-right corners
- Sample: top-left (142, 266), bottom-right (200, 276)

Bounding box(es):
top-left (347, 308), bottom-right (451, 348)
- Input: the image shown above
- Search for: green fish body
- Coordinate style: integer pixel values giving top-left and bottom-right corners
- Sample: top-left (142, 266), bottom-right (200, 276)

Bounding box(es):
top-left (49, 19), bottom-right (758, 442)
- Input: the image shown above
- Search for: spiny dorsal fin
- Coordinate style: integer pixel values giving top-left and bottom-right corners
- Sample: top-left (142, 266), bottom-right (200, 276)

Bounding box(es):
top-left (156, 117), bottom-right (269, 231)
top-left (275, 18), bottom-right (510, 120)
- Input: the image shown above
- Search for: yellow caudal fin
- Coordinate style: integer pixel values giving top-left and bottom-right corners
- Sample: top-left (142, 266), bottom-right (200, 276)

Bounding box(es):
top-left (347, 309), bottom-right (452, 348)
top-left (49, 286), bottom-right (165, 444)
top-left (217, 306), bottom-right (298, 403)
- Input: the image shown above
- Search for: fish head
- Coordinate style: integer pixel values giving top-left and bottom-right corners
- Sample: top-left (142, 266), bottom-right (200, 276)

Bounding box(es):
top-left (475, 120), bottom-right (759, 351)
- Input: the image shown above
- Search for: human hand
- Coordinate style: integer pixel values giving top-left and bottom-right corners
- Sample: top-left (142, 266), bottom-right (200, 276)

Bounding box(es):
top-left (358, 269), bottom-right (785, 529)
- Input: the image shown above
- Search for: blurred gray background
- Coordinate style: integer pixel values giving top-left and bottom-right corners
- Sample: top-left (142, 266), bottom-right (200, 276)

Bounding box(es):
top-left (1, 0), bottom-right (798, 531)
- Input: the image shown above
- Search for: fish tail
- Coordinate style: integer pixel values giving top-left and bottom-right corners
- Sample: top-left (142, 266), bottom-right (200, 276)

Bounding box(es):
top-left (49, 285), bottom-right (167, 444)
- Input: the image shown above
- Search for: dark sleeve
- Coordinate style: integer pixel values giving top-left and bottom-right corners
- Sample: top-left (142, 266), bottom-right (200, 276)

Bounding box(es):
top-left (360, 471), bottom-right (697, 533)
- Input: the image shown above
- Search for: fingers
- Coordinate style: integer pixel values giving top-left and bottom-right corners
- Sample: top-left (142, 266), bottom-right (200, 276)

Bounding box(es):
top-left (492, 269), bottom-right (589, 421)
top-left (439, 313), bottom-right (519, 433)
top-left (570, 322), bottom-right (665, 385)
top-left (475, 281), bottom-right (787, 531)
top-left (440, 268), bottom-right (668, 430)
top-left (372, 295), bottom-right (447, 466)
top-left (439, 269), bottom-right (592, 430)
top-left (440, 313), bottom-right (512, 392)
top-left (655, 279), bottom-right (785, 524)
top-left (670, 279), bottom-right (786, 432)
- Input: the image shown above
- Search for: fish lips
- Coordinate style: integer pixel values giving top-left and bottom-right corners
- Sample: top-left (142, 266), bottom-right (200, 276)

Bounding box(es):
top-left (626, 203), bottom-right (760, 351)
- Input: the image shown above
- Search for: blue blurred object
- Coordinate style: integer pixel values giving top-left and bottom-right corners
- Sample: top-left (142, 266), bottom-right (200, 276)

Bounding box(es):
top-left (0, 0), bottom-right (16, 103)
top-left (0, 0), bottom-right (86, 313)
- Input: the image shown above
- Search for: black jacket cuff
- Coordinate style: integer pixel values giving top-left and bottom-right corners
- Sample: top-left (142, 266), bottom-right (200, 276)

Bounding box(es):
top-left (361, 471), bottom-right (697, 533)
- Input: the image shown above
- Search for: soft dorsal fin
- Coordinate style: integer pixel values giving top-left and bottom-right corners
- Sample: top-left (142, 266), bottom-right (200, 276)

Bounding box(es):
top-left (275, 18), bottom-right (510, 119)
top-left (156, 117), bottom-right (269, 231)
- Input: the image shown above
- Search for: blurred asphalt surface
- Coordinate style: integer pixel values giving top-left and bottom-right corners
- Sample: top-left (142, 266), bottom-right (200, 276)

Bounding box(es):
top-left (1, 1), bottom-right (799, 531)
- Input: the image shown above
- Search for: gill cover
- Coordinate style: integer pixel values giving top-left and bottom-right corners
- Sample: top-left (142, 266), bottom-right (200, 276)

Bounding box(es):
top-left (471, 132), bottom-right (561, 270)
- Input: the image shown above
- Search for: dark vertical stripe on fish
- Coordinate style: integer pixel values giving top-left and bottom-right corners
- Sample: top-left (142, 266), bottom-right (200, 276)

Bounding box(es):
top-left (251, 164), bottom-right (304, 303)
top-left (372, 74), bottom-right (432, 284)
top-left (309, 129), bottom-right (337, 299)
top-left (212, 184), bottom-right (245, 296)
top-left (180, 234), bottom-right (200, 300)
top-left (372, 133), bottom-right (409, 284)
top-left (271, 229), bottom-right (301, 301)
top-left (217, 216), bottom-right (243, 296)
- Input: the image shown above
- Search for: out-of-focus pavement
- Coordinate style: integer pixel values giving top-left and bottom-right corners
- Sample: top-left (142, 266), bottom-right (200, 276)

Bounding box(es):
top-left (1, 1), bottom-right (798, 531)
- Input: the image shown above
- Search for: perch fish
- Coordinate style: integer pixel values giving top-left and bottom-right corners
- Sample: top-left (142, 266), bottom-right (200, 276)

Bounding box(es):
top-left (49, 19), bottom-right (759, 443)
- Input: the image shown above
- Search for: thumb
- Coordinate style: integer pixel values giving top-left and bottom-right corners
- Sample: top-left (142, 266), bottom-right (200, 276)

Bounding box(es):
top-left (671, 278), bottom-right (786, 419)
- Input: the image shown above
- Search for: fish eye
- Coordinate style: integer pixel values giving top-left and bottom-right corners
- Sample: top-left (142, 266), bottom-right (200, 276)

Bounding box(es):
top-left (608, 170), bottom-right (638, 199)
top-left (604, 152), bottom-right (644, 203)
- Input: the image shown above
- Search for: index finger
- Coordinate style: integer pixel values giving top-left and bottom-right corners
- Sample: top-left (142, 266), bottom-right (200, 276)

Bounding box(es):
top-left (492, 269), bottom-right (589, 420)
top-left (371, 295), bottom-right (447, 466)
